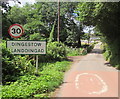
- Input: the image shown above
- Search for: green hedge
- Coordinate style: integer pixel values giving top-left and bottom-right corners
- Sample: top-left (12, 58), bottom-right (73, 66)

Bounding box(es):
top-left (102, 43), bottom-right (120, 69)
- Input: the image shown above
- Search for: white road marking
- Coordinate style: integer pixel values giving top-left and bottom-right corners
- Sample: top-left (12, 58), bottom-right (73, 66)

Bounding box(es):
top-left (90, 78), bottom-right (93, 82)
top-left (75, 73), bottom-right (108, 95)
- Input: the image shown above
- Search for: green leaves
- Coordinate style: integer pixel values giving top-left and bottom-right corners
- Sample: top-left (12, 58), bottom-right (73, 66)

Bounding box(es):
top-left (48, 19), bottom-right (56, 42)
top-left (2, 41), bottom-right (35, 84)
top-left (66, 47), bottom-right (87, 56)
top-left (29, 33), bottom-right (41, 40)
top-left (47, 42), bottom-right (67, 60)
top-left (2, 61), bottom-right (70, 98)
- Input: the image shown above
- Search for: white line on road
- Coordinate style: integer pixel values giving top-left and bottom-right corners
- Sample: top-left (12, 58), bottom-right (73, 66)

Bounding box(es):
top-left (75, 73), bottom-right (108, 95)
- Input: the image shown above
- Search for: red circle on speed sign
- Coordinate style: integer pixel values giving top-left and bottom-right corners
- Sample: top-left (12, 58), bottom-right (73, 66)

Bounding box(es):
top-left (8, 24), bottom-right (24, 38)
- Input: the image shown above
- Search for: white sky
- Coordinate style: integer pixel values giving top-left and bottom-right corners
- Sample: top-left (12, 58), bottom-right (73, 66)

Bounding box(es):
top-left (9, 0), bottom-right (36, 7)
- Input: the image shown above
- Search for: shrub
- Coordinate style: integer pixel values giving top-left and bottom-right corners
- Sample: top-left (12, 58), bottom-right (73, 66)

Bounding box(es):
top-left (29, 33), bottom-right (41, 40)
top-left (1, 41), bottom-right (35, 84)
top-left (102, 42), bottom-right (120, 69)
top-left (66, 47), bottom-right (87, 56)
top-left (47, 42), bottom-right (67, 61)
top-left (38, 42), bottom-right (67, 62)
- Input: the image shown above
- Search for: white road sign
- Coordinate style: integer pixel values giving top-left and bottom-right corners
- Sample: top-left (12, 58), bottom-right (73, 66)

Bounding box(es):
top-left (8, 24), bottom-right (24, 38)
top-left (7, 41), bottom-right (46, 55)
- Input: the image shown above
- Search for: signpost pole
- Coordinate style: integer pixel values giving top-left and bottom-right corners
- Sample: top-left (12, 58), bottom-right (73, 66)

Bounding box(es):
top-left (8, 24), bottom-right (46, 74)
top-left (36, 55), bottom-right (38, 73)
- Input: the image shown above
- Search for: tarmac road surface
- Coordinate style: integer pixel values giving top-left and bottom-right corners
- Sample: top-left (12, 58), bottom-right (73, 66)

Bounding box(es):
top-left (55, 43), bottom-right (119, 98)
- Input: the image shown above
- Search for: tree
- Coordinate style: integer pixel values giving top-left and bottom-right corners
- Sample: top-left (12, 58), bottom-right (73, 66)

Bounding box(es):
top-left (3, 2), bottom-right (81, 47)
top-left (1, 0), bottom-right (22, 39)
top-left (76, 2), bottom-right (120, 68)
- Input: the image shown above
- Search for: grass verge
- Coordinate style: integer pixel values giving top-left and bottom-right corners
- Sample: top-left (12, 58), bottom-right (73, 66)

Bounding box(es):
top-left (2, 61), bottom-right (71, 99)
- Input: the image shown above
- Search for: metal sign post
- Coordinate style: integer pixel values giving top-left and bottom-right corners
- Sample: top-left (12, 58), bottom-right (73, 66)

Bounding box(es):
top-left (8, 24), bottom-right (46, 74)
top-left (35, 55), bottom-right (38, 73)
top-left (7, 40), bottom-right (46, 74)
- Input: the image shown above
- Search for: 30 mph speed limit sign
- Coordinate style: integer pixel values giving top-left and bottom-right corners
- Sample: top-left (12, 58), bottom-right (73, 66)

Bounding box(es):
top-left (8, 24), bottom-right (24, 38)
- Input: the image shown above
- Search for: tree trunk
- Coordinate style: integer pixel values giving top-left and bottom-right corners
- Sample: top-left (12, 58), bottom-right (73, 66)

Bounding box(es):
top-left (77, 34), bottom-right (81, 48)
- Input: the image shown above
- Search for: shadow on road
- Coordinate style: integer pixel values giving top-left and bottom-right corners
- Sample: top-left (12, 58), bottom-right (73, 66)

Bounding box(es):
top-left (67, 56), bottom-right (83, 62)
top-left (90, 48), bottom-right (103, 54)
top-left (104, 62), bottom-right (112, 67)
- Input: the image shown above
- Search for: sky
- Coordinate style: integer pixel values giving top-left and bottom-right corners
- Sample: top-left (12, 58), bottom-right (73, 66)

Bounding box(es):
top-left (9, 0), bottom-right (36, 7)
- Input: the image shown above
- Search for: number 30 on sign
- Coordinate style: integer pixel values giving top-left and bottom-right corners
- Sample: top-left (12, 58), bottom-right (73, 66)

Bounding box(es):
top-left (8, 24), bottom-right (24, 38)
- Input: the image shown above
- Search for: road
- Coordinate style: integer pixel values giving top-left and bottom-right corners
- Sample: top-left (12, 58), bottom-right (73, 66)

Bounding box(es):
top-left (54, 43), bottom-right (119, 98)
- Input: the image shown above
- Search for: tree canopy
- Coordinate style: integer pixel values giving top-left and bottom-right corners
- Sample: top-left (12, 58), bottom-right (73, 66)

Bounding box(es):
top-left (76, 2), bottom-right (120, 68)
